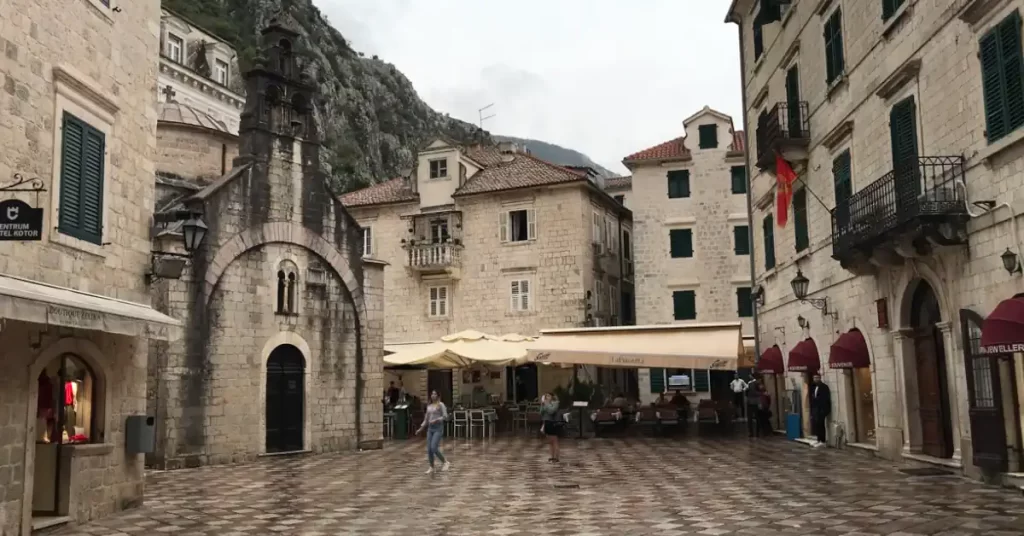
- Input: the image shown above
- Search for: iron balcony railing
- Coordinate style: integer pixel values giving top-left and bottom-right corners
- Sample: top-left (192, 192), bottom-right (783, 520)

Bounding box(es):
top-left (831, 156), bottom-right (967, 257)
top-left (755, 101), bottom-right (810, 167)
top-left (407, 242), bottom-right (462, 270)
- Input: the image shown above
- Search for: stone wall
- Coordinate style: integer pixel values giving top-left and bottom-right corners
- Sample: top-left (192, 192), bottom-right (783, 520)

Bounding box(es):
top-left (0, 0), bottom-right (160, 304)
top-left (155, 125), bottom-right (239, 181)
top-left (0, 322), bottom-right (146, 536)
top-left (737, 0), bottom-right (1024, 470)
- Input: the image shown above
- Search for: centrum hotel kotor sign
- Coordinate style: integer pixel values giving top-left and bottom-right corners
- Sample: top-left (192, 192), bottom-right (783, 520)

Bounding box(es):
top-left (0, 174), bottom-right (45, 241)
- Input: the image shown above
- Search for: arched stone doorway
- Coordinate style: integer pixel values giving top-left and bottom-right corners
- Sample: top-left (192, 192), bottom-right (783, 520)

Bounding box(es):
top-left (266, 344), bottom-right (306, 453)
top-left (910, 281), bottom-right (955, 458)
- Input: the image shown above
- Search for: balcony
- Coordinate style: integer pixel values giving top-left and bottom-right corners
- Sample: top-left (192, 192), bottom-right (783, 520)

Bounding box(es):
top-left (405, 241), bottom-right (462, 278)
top-left (755, 101), bottom-right (810, 171)
top-left (831, 156), bottom-right (968, 273)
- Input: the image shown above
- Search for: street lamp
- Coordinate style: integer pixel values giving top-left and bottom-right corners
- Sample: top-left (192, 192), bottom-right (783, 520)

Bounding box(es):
top-left (148, 211), bottom-right (209, 283)
top-left (752, 285), bottom-right (765, 308)
top-left (1001, 248), bottom-right (1021, 275)
top-left (790, 269), bottom-right (836, 319)
top-left (182, 215), bottom-right (208, 253)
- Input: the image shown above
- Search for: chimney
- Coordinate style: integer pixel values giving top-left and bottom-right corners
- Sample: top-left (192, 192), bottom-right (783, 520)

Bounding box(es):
top-left (498, 141), bottom-right (517, 162)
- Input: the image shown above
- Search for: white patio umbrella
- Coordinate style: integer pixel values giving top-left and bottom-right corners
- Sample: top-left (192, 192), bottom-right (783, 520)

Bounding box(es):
top-left (383, 330), bottom-right (530, 369)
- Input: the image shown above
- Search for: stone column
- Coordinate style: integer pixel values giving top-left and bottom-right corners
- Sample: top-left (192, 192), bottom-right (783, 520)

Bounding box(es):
top-left (936, 321), bottom-right (964, 462)
top-left (892, 328), bottom-right (919, 454)
top-left (359, 259), bottom-right (387, 450)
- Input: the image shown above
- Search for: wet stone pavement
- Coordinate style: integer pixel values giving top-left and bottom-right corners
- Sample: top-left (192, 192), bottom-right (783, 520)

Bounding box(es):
top-left (55, 435), bottom-right (1024, 535)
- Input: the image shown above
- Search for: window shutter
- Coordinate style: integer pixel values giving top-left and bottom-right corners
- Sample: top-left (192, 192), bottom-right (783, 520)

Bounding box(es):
top-left (510, 280), bottom-right (520, 310)
top-left (794, 188), bottom-right (809, 252)
top-left (59, 113), bottom-right (104, 245)
top-left (981, 30), bottom-right (1008, 142)
top-left (649, 368), bottom-right (666, 395)
top-left (673, 290), bottom-right (696, 320)
top-left (834, 10), bottom-right (845, 77)
top-left (499, 212), bottom-right (508, 242)
top-left (81, 127), bottom-right (104, 243)
top-left (1000, 12), bottom-right (1024, 134)
top-left (670, 229), bottom-right (693, 258)
top-left (694, 370), bottom-right (710, 392)
top-left (527, 209), bottom-right (537, 239)
top-left (731, 166), bottom-right (747, 194)
top-left (733, 226), bottom-right (750, 255)
top-left (439, 287), bottom-right (447, 316)
top-left (681, 170), bottom-right (691, 197)
top-left (753, 23), bottom-right (764, 60)
top-left (521, 280), bottom-right (530, 310)
top-left (889, 97), bottom-right (919, 174)
top-left (763, 215), bottom-right (776, 270)
top-left (737, 287), bottom-right (753, 318)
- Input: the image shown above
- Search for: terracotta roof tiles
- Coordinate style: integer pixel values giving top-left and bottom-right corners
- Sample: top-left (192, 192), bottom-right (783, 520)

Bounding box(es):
top-left (339, 177), bottom-right (418, 207)
top-left (454, 152), bottom-right (585, 196)
top-left (604, 176), bottom-right (632, 190)
top-left (622, 137), bottom-right (691, 164)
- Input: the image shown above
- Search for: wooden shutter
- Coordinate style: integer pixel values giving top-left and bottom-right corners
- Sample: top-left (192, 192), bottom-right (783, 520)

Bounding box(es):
top-left (1000, 12), bottom-right (1024, 135)
top-left (698, 125), bottom-right (718, 149)
top-left (670, 229), bottom-right (692, 258)
top-left (520, 280), bottom-right (530, 310)
top-left (824, 9), bottom-right (844, 84)
top-left (59, 113), bottom-right (104, 245)
top-left (794, 188), bottom-right (809, 252)
top-left (694, 370), bottom-right (710, 392)
top-left (763, 215), bottom-right (776, 269)
top-left (527, 209), bottom-right (537, 240)
top-left (734, 226), bottom-right (750, 255)
top-left (649, 368), bottom-right (666, 395)
top-left (833, 150), bottom-right (853, 231)
top-left (737, 287), bottom-right (753, 318)
top-left (680, 170), bottom-right (690, 197)
top-left (673, 290), bottom-right (696, 320)
top-left (510, 280), bottom-right (520, 310)
top-left (731, 166), bottom-right (747, 194)
top-left (889, 96), bottom-right (919, 173)
top-left (981, 28), bottom-right (1007, 142)
top-left (499, 212), bottom-right (508, 242)
top-left (753, 23), bottom-right (764, 60)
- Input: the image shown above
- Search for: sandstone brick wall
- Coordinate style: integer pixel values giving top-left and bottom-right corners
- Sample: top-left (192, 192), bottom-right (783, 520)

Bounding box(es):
top-left (0, 322), bottom-right (147, 536)
top-left (155, 125), bottom-right (239, 181)
top-left (738, 0), bottom-right (1024, 468)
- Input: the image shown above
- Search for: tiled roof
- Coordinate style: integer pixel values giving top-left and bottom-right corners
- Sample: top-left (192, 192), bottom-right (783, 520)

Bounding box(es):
top-left (462, 145), bottom-right (506, 167)
top-left (622, 137), bottom-right (691, 164)
top-left (339, 177), bottom-right (418, 207)
top-left (158, 102), bottom-right (232, 135)
top-left (604, 176), bottom-right (632, 190)
top-left (730, 131), bottom-right (746, 154)
top-left (454, 153), bottom-right (585, 196)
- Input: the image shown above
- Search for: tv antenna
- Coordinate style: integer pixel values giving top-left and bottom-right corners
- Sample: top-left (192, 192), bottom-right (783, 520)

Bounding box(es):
top-left (478, 103), bottom-right (496, 129)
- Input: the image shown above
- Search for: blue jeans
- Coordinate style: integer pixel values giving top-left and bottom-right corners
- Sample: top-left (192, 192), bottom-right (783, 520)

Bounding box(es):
top-left (426, 426), bottom-right (446, 467)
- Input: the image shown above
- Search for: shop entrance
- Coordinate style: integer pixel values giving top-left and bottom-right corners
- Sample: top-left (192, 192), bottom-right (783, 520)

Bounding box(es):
top-left (507, 364), bottom-right (538, 402)
top-left (961, 309), bottom-right (1016, 471)
top-left (427, 369), bottom-right (453, 407)
top-left (911, 281), bottom-right (954, 459)
top-left (265, 344), bottom-right (305, 453)
top-left (32, 353), bottom-right (95, 517)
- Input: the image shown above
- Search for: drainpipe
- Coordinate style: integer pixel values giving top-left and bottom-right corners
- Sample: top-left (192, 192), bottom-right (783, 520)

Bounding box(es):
top-left (617, 210), bottom-right (624, 325)
top-left (731, 13), bottom-right (762, 366)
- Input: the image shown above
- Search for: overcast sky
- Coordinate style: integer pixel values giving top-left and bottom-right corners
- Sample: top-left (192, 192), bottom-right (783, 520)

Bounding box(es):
top-left (319, 0), bottom-right (742, 175)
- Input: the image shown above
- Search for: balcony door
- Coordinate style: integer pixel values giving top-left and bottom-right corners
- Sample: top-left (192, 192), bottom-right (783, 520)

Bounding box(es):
top-left (890, 97), bottom-right (920, 219)
top-left (786, 66), bottom-right (802, 138)
top-left (430, 219), bottom-right (449, 244)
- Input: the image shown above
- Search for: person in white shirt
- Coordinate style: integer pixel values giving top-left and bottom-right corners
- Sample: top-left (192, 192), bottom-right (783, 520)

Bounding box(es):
top-left (729, 374), bottom-right (748, 419)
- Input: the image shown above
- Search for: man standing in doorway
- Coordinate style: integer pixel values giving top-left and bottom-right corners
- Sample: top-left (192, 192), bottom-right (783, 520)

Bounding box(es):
top-left (730, 373), bottom-right (748, 419)
top-left (809, 373), bottom-right (831, 448)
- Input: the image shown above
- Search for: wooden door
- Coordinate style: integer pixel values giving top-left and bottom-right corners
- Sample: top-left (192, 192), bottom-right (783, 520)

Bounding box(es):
top-left (961, 309), bottom-right (1009, 471)
top-left (266, 346), bottom-right (305, 453)
top-left (915, 327), bottom-right (951, 458)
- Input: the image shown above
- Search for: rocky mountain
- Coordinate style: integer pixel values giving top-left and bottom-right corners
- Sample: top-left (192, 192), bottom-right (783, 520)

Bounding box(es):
top-left (494, 136), bottom-right (616, 177)
top-left (164, 0), bottom-right (491, 192)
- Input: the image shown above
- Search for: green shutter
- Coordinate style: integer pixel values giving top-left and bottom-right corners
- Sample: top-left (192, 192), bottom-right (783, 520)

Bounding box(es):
top-left (824, 9), bottom-right (845, 84)
top-left (698, 125), bottom-right (718, 149)
top-left (693, 369), bottom-right (710, 393)
top-left (649, 368), bottom-right (666, 394)
top-left (794, 189), bottom-right (809, 252)
top-left (670, 229), bottom-right (693, 258)
top-left (673, 290), bottom-right (696, 320)
top-left (734, 225), bottom-right (750, 255)
top-left (753, 23), bottom-right (764, 60)
top-left (59, 113), bottom-right (104, 245)
top-left (1000, 13), bottom-right (1024, 135)
top-left (981, 12), bottom-right (1024, 143)
top-left (667, 170), bottom-right (690, 198)
top-left (731, 166), bottom-right (747, 194)
top-left (763, 215), bottom-right (776, 270)
top-left (832, 150), bottom-right (853, 231)
top-left (982, 28), bottom-right (1008, 142)
top-left (889, 96), bottom-right (919, 196)
top-left (737, 287), bottom-right (753, 318)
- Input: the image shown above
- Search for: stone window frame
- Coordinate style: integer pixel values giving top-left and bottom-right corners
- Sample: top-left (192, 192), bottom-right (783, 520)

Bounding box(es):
top-left (275, 259), bottom-right (300, 315)
top-left (49, 65), bottom-right (119, 258)
top-left (428, 285), bottom-right (449, 318)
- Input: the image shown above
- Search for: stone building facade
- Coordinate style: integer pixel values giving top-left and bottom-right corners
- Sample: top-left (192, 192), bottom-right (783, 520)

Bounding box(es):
top-left (158, 8), bottom-right (244, 134)
top-left (146, 19), bottom-right (384, 470)
top-left (0, 0), bottom-right (181, 534)
top-left (341, 140), bottom-right (634, 403)
top-left (622, 107), bottom-right (754, 404)
top-left (727, 0), bottom-right (1024, 483)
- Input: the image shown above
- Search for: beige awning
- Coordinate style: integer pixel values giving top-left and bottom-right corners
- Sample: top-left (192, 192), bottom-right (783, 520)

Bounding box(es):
top-left (740, 335), bottom-right (756, 369)
top-left (0, 274), bottom-right (182, 341)
top-left (384, 330), bottom-right (531, 368)
top-left (527, 322), bottom-right (743, 370)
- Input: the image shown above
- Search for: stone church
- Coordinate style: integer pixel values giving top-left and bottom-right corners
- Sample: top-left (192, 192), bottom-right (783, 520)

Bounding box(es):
top-left (147, 19), bottom-right (384, 469)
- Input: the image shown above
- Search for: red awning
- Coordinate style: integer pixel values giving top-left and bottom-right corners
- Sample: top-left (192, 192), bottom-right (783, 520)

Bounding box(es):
top-left (829, 329), bottom-right (869, 369)
top-left (757, 345), bottom-right (784, 374)
top-left (980, 294), bottom-right (1024, 354)
top-left (788, 338), bottom-right (820, 373)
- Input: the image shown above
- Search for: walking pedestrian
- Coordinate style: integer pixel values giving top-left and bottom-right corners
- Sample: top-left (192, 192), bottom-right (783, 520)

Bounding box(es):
top-left (757, 383), bottom-right (773, 436)
top-left (746, 376), bottom-right (762, 437)
top-left (729, 373), bottom-right (748, 418)
top-left (415, 390), bottom-right (451, 474)
top-left (809, 373), bottom-right (831, 447)
top-left (540, 392), bottom-right (562, 462)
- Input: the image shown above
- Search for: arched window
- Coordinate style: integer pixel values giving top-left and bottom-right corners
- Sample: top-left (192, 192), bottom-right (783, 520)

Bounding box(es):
top-left (36, 354), bottom-right (96, 444)
top-left (276, 260), bottom-right (299, 315)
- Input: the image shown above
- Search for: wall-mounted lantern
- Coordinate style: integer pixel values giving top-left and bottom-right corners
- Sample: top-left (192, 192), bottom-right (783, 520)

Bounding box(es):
top-left (1001, 248), bottom-right (1021, 275)
top-left (790, 269), bottom-right (837, 320)
top-left (148, 210), bottom-right (208, 283)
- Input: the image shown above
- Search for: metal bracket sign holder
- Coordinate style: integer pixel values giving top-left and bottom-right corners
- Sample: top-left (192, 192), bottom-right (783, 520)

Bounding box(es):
top-left (0, 173), bottom-right (46, 241)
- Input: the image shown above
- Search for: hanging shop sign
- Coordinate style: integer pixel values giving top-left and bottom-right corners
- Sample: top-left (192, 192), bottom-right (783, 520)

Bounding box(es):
top-left (0, 174), bottom-right (45, 241)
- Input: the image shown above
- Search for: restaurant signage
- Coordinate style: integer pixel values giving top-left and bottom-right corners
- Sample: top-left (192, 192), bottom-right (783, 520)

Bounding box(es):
top-left (0, 199), bottom-right (43, 241)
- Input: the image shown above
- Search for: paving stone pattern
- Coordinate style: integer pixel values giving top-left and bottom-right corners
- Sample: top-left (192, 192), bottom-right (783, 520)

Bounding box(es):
top-left (54, 436), bottom-right (1024, 535)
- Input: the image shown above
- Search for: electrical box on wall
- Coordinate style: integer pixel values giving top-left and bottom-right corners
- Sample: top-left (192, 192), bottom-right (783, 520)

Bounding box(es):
top-left (125, 415), bottom-right (156, 454)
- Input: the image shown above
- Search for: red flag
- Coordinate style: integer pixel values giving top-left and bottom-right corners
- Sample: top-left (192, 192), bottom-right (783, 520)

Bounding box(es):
top-left (775, 153), bottom-right (797, 227)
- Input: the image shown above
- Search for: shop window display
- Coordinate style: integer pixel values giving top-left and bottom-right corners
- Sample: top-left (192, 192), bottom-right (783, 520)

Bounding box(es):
top-left (36, 354), bottom-right (94, 444)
